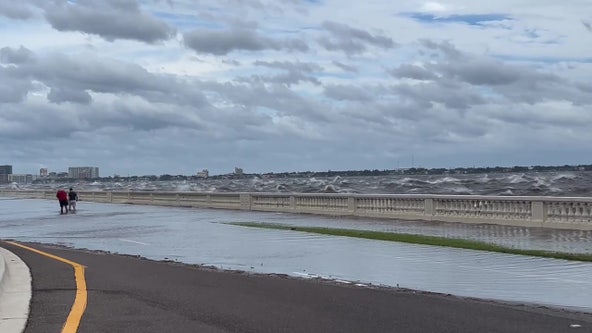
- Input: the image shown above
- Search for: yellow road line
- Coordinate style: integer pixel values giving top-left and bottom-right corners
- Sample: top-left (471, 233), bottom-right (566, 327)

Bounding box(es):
top-left (6, 241), bottom-right (87, 333)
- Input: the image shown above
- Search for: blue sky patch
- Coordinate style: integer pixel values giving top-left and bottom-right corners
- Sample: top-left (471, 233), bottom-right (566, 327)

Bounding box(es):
top-left (405, 13), bottom-right (512, 26)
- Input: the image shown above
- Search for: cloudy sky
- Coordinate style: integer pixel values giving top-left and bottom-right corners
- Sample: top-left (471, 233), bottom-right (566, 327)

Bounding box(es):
top-left (1, 0), bottom-right (591, 176)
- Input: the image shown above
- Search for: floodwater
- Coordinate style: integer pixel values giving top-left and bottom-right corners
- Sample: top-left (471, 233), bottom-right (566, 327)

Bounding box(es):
top-left (1, 198), bottom-right (592, 313)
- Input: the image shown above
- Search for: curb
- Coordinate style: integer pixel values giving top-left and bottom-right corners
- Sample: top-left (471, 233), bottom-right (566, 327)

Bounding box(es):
top-left (0, 247), bottom-right (32, 333)
top-left (0, 249), bottom-right (5, 289)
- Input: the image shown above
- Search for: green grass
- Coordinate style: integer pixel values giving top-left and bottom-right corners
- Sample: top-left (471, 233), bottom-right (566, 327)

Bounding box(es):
top-left (231, 222), bottom-right (592, 262)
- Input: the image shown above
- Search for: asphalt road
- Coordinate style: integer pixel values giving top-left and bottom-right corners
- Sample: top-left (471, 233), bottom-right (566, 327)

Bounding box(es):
top-left (3, 241), bottom-right (591, 333)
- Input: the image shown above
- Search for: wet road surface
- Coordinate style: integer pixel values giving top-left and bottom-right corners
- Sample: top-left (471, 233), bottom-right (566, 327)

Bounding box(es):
top-left (3, 241), bottom-right (591, 333)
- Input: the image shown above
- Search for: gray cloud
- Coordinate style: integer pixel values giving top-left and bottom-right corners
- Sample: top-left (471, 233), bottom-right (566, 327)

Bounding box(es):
top-left (390, 64), bottom-right (437, 80)
top-left (332, 61), bottom-right (358, 73)
top-left (0, 46), bottom-right (35, 64)
top-left (10, 52), bottom-right (207, 108)
top-left (248, 60), bottom-right (322, 85)
top-left (436, 59), bottom-right (542, 85)
top-left (0, 66), bottom-right (32, 103)
top-left (398, 40), bottom-right (580, 107)
top-left (0, 1), bottom-right (34, 19)
top-left (419, 39), bottom-right (463, 59)
top-left (425, 50), bottom-right (560, 87)
top-left (253, 60), bottom-right (321, 73)
top-left (0, 81), bottom-right (31, 104)
top-left (200, 80), bottom-right (330, 123)
top-left (47, 87), bottom-right (92, 105)
top-left (185, 29), bottom-right (270, 54)
top-left (319, 21), bottom-right (396, 55)
top-left (2, 1), bottom-right (592, 176)
top-left (0, 102), bottom-right (79, 140)
top-left (43, 0), bottom-right (175, 43)
top-left (393, 80), bottom-right (486, 110)
top-left (183, 28), bottom-right (308, 55)
top-left (0, 48), bottom-right (216, 143)
top-left (323, 84), bottom-right (372, 101)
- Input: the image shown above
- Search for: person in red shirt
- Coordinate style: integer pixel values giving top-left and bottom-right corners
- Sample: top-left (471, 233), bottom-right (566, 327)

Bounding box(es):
top-left (56, 189), bottom-right (69, 214)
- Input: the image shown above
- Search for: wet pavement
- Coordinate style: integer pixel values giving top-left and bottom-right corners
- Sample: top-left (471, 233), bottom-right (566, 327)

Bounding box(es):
top-left (1, 197), bottom-right (592, 313)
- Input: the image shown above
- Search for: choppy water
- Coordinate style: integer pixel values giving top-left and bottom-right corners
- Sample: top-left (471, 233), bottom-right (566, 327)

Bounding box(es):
top-left (7, 171), bottom-right (592, 197)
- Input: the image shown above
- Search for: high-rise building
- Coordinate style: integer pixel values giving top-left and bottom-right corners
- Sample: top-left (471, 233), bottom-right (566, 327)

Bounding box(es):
top-left (0, 165), bottom-right (12, 184)
top-left (40, 168), bottom-right (48, 177)
top-left (68, 166), bottom-right (100, 179)
top-left (196, 169), bottom-right (209, 178)
top-left (0, 165), bottom-right (12, 174)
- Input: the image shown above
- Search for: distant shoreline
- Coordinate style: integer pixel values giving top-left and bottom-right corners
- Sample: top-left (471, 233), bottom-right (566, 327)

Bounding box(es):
top-left (16, 165), bottom-right (592, 184)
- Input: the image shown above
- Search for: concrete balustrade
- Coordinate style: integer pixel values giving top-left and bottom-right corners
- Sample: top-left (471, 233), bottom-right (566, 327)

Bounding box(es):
top-left (1, 189), bottom-right (592, 230)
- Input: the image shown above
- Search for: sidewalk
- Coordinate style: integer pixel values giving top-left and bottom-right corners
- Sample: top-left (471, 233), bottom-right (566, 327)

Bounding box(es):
top-left (0, 246), bottom-right (31, 333)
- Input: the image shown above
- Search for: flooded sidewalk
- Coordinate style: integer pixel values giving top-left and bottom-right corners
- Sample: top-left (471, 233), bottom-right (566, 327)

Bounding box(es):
top-left (1, 198), bottom-right (592, 312)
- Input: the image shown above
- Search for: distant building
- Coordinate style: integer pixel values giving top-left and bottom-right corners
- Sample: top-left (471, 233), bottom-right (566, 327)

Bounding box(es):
top-left (0, 165), bottom-right (12, 184)
top-left (196, 169), bottom-right (209, 178)
top-left (68, 166), bottom-right (99, 179)
top-left (9, 174), bottom-right (35, 184)
top-left (40, 168), bottom-right (48, 177)
top-left (234, 167), bottom-right (243, 175)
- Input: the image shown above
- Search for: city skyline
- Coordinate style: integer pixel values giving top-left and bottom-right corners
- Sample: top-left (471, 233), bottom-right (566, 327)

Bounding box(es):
top-left (1, 1), bottom-right (591, 176)
top-left (0, 165), bottom-right (100, 184)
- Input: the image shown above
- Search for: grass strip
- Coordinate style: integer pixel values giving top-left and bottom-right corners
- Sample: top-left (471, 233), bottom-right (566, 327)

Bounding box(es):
top-left (231, 222), bottom-right (592, 262)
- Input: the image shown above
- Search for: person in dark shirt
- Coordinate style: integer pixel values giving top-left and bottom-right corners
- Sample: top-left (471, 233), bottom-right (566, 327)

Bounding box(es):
top-left (68, 188), bottom-right (78, 212)
top-left (56, 189), bottom-right (68, 214)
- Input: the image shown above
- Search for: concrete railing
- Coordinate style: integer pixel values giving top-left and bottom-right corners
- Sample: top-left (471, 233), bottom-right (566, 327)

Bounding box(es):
top-left (1, 189), bottom-right (592, 230)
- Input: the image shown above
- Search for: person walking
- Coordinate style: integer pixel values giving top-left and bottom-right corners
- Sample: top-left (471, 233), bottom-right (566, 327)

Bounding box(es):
top-left (68, 188), bottom-right (78, 212)
top-left (56, 188), bottom-right (69, 214)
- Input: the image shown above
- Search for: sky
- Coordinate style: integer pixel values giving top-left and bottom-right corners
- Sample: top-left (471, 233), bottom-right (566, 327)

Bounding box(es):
top-left (1, 0), bottom-right (591, 177)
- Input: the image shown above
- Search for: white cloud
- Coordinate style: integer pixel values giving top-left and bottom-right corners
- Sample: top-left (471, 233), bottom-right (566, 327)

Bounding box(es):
top-left (420, 2), bottom-right (450, 13)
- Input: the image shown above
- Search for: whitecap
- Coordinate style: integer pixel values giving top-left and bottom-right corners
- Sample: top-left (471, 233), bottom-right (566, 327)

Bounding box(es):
top-left (176, 184), bottom-right (191, 192)
top-left (551, 173), bottom-right (577, 181)
top-left (476, 174), bottom-right (491, 183)
top-left (428, 176), bottom-right (461, 185)
top-left (323, 184), bottom-right (338, 193)
top-left (448, 186), bottom-right (473, 194)
top-left (533, 176), bottom-right (550, 187)
top-left (507, 174), bottom-right (528, 184)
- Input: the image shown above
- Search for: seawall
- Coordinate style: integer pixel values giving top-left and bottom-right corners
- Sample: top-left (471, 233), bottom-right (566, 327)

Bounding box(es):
top-left (1, 190), bottom-right (591, 230)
